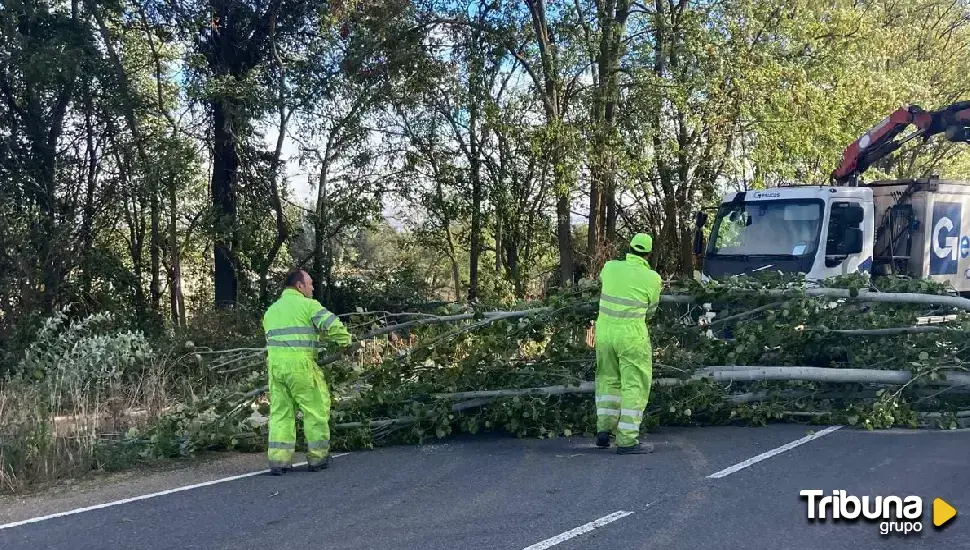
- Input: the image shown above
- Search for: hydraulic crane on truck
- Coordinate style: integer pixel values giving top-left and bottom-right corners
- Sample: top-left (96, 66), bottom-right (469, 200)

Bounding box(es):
top-left (829, 101), bottom-right (970, 277)
top-left (830, 101), bottom-right (970, 187)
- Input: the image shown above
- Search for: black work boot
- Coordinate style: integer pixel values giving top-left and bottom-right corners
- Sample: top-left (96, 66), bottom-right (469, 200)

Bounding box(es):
top-left (269, 466), bottom-right (289, 476)
top-left (307, 455), bottom-right (331, 472)
top-left (616, 442), bottom-right (654, 455)
top-left (595, 431), bottom-right (611, 448)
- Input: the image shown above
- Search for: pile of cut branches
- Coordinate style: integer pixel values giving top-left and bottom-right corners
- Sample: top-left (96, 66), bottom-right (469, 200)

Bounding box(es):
top-left (146, 272), bottom-right (970, 458)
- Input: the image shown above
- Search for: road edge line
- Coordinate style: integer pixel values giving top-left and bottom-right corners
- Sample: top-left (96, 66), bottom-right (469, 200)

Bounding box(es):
top-left (0, 453), bottom-right (349, 531)
top-left (706, 426), bottom-right (842, 479)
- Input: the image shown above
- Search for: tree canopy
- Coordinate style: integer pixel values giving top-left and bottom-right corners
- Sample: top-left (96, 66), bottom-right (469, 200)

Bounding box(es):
top-left (1, 0), bottom-right (969, 357)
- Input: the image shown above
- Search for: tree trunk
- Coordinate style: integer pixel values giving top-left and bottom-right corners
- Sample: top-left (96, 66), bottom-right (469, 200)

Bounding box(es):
top-left (150, 178), bottom-right (161, 309)
top-left (468, 99), bottom-right (482, 302)
top-left (313, 151), bottom-right (331, 304)
top-left (599, 0), bottom-right (628, 251)
top-left (118, 148), bottom-right (147, 322)
top-left (521, 0), bottom-right (573, 287)
top-left (446, 222), bottom-right (462, 303)
top-left (169, 173), bottom-right (185, 327)
top-left (554, 158), bottom-right (574, 286)
top-left (505, 234), bottom-right (523, 298)
top-left (212, 99), bottom-right (240, 308)
top-left (88, 0), bottom-right (162, 310)
top-left (587, 177), bottom-right (602, 266)
top-left (79, 82), bottom-right (98, 299)
top-left (136, 1), bottom-right (185, 326)
top-left (494, 210), bottom-right (503, 274)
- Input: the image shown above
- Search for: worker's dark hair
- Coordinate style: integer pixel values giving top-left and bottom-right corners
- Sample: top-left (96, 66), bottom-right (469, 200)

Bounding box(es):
top-left (629, 247), bottom-right (650, 258)
top-left (284, 268), bottom-right (306, 288)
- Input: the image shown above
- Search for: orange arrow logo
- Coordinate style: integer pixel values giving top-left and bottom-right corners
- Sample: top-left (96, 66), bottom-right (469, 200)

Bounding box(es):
top-left (934, 498), bottom-right (957, 527)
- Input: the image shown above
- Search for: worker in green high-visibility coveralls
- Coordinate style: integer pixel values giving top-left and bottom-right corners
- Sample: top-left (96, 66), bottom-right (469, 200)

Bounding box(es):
top-left (263, 268), bottom-right (352, 475)
top-left (593, 233), bottom-right (663, 454)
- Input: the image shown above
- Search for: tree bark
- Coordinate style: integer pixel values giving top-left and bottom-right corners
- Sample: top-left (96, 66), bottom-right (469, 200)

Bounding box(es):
top-left (169, 173), bottom-right (185, 326)
top-left (212, 100), bottom-right (240, 308)
top-left (312, 147), bottom-right (332, 304)
top-left (468, 98), bottom-right (482, 303)
top-left (197, 0), bottom-right (286, 308)
top-left (79, 81), bottom-right (98, 299)
top-left (150, 176), bottom-right (161, 309)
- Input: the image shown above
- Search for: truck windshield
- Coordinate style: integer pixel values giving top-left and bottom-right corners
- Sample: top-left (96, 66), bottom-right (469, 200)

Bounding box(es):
top-left (708, 199), bottom-right (823, 257)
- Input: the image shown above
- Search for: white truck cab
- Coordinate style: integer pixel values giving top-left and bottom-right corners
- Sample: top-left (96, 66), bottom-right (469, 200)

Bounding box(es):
top-left (698, 186), bottom-right (875, 281)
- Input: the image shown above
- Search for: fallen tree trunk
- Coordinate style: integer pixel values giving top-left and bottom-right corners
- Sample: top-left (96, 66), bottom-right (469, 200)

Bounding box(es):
top-left (708, 301), bottom-right (785, 326)
top-left (823, 326), bottom-right (951, 336)
top-left (726, 386), bottom-right (970, 404)
top-left (330, 397), bottom-right (970, 434)
top-left (680, 366), bottom-right (970, 386)
top-left (918, 410), bottom-right (970, 419)
top-left (663, 288), bottom-right (970, 310)
top-left (427, 367), bottom-right (970, 402)
top-left (778, 288), bottom-right (970, 311)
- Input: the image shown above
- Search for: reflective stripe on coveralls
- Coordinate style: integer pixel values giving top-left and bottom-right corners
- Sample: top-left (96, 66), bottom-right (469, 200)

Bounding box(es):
top-left (594, 253), bottom-right (662, 447)
top-left (263, 288), bottom-right (352, 468)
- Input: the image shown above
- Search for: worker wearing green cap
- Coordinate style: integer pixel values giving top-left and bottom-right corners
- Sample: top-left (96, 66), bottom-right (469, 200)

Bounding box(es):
top-left (593, 233), bottom-right (663, 453)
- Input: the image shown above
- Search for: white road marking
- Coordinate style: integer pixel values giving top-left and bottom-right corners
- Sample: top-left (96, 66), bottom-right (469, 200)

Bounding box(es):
top-left (522, 510), bottom-right (634, 550)
top-left (0, 453), bottom-right (349, 531)
top-left (706, 426), bottom-right (842, 479)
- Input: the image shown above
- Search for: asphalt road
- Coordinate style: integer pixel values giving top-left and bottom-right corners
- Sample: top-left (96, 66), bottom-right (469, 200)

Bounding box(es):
top-left (0, 424), bottom-right (967, 549)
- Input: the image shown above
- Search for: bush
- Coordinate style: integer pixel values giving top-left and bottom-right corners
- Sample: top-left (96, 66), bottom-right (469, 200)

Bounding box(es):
top-left (0, 308), bottom-right (166, 493)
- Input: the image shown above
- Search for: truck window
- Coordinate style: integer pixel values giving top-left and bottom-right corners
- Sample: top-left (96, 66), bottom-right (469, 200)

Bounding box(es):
top-left (708, 200), bottom-right (824, 257)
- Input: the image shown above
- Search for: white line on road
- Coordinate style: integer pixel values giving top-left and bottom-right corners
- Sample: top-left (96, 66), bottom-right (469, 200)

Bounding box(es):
top-left (706, 425), bottom-right (842, 479)
top-left (522, 510), bottom-right (634, 550)
top-left (0, 453), bottom-right (349, 531)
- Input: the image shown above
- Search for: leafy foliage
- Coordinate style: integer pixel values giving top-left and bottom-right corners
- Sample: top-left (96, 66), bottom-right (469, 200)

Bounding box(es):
top-left (124, 274), bottom-right (970, 462)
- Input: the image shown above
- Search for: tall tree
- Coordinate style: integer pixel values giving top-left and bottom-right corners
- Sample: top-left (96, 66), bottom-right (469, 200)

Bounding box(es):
top-left (161, 0), bottom-right (316, 307)
top-left (0, 0), bottom-right (93, 313)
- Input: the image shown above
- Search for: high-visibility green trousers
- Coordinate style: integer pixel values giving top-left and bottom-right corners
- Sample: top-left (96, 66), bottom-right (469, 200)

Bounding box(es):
top-left (267, 357), bottom-right (331, 469)
top-left (594, 321), bottom-right (653, 447)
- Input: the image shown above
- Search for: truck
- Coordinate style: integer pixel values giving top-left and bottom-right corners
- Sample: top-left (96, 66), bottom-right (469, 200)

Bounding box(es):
top-left (693, 102), bottom-right (970, 296)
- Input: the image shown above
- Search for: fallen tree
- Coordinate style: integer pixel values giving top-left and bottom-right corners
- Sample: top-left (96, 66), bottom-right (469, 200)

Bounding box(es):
top-left (136, 272), bottom-right (970, 458)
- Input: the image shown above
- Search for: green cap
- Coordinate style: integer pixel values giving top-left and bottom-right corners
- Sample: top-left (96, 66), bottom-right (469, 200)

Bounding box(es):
top-left (630, 233), bottom-right (653, 253)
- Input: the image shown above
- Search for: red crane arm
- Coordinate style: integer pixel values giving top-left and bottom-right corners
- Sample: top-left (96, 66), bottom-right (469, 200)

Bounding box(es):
top-left (830, 101), bottom-right (970, 185)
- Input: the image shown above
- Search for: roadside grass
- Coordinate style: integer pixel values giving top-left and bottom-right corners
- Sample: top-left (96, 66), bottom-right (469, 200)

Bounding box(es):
top-left (0, 358), bottom-right (175, 494)
top-left (0, 308), bottom-right (227, 495)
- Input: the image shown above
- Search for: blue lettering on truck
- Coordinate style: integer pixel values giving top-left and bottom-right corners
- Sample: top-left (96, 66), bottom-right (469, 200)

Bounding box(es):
top-left (930, 201), bottom-right (969, 275)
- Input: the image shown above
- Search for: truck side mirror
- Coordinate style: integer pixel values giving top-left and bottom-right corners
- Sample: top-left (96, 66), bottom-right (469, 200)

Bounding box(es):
top-left (693, 232), bottom-right (707, 256)
top-left (843, 227), bottom-right (863, 254)
top-left (693, 211), bottom-right (709, 255)
top-left (695, 211), bottom-right (708, 227)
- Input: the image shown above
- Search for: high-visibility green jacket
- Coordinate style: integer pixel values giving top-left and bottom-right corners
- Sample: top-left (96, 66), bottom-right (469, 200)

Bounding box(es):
top-left (262, 288), bottom-right (352, 360)
top-left (596, 253), bottom-right (663, 325)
